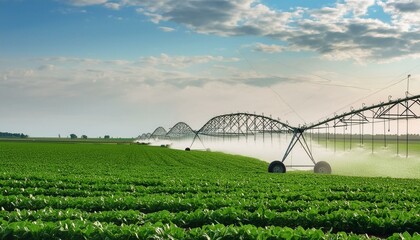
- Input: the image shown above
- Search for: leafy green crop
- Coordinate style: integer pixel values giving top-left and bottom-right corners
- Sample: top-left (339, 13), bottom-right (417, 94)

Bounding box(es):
top-left (0, 141), bottom-right (419, 239)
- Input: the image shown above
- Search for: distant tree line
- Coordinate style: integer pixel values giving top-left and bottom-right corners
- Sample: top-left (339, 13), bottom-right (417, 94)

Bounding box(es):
top-left (69, 134), bottom-right (110, 139)
top-left (0, 132), bottom-right (28, 138)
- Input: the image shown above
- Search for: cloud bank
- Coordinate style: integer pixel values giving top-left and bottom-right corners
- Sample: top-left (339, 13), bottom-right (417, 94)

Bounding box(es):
top-left (64, 0), bottom-right (420, 62)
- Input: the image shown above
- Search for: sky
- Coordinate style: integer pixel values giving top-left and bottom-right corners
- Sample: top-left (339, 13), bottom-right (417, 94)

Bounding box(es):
top-left (1, 0), bottom-right (420, 138)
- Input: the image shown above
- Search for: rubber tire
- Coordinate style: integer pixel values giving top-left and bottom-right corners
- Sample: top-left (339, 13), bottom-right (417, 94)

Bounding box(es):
top-left (185, 147), bottom-right (191, 151)
top-left (268, 161), bottom-right (286, 173)
top-left (314, 161), bottom-right (332, 174)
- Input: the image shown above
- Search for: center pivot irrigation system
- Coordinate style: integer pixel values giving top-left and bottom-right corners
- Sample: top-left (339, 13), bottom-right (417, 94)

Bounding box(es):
top-left (140, 93), bottom-right (420, 174)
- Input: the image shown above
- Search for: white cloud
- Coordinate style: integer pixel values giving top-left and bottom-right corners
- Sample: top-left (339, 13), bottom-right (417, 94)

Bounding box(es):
top-left (253, 43), bottom-right (284, 53)
top-left (158, 26), bottom-right (176, 32)
top-left (378, 0), bottom-right (420, 31)
top-left (121, 0), bottom-right (419, 62)
top-left (344, 0), bottom-right (375, 16)
top-left (108, 15), bottom-right (124, 20)
top-left (0, 54), bottom-right (301, 98)
top-left (140, 54), bottom-right (240, 68)
top-left (66, 0), bottom-right (419, 62)
top-left (104, 2), bottom-right (121, 10)
top-left (3, 54), bottom-right (419, 137)
top-left (136, 8), bottom-right (170, 24)
top-left (127, 0), bottom-right (294, 36)
top-left (309, 6), bottom-right (348, 22)
top-left (66, 0), bottom-right (107, 6)
top-left (54, 8), bottom-right (87, 14)
top-left (38, 64), bottom-right (55, 71)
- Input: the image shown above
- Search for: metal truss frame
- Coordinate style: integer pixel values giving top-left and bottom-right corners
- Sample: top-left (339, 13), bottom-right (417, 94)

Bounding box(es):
top-left (142, 94), bottom-right (420, 167)
top-left (149, 127), bottom-right (167, 140)
top-left (294, 94), bottom-right (420, 164)
top-left (197, 113), bottom-right (293, 137)
top-left (281, 128), bottom-right (315, 166)
top-left (307, 94), bottom-right (420, 130)
top-left (166, 122), bottom-right (196, 138)
top-left (139, 133), bottom-right (151, 140)
top-left (189, 113), bottom-right (293, 149)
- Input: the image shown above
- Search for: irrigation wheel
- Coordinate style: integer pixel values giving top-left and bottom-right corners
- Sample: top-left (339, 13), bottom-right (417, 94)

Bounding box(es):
top-left (268, 161), bottom-right (286, 173)
top-left (314, 161), bottom-right (332, 174)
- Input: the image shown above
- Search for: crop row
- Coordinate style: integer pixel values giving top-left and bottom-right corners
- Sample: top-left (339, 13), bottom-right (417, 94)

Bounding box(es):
top-left (0, 194), bottom-right (417, 214)
top-left (1, 219), bottom-right (418, 240)
top-left (1, 174), bottom-right (418, 204)
top-left (2, 173), bottom-right (417, 191)
top-left (1, 183), bottom-right (419, 205)
top-left (0, 207), bottom-right (418, 236)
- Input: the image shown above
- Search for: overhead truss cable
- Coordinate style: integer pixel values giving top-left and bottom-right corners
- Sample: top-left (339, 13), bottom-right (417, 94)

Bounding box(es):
top-left (317, 75), bottom-right (412, 124)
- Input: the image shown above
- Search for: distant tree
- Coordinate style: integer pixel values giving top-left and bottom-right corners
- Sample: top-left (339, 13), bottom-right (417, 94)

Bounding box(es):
top-left (70, 134), bottom-right (77, 139)
top-left (104, 135), bottom-right (110, 139)
top-left (82, 135), bottom-right (87, 139)
top-left (0, 132), bottom-right (28, 138)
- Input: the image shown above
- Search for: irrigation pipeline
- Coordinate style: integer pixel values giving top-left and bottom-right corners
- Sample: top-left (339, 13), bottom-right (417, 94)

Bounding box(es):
top-left (145, 93), bottom-right (420, 140)
top-left (142, 93), bottom-right (420, 165)
top-left (304, 93), bottom-right (420, 131)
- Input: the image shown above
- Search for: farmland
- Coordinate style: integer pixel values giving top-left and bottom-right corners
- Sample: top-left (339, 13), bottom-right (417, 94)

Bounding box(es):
top-left (0, 141), bottom-right (419, 239)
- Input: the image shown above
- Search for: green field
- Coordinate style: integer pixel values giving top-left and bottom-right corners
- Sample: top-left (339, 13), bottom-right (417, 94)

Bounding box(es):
top-left (0, 141), bottom-right (419, 239)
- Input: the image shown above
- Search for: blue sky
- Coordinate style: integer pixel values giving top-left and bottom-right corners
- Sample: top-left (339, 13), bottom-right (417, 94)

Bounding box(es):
top-left (1, 0), bottom-right (420, 137)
